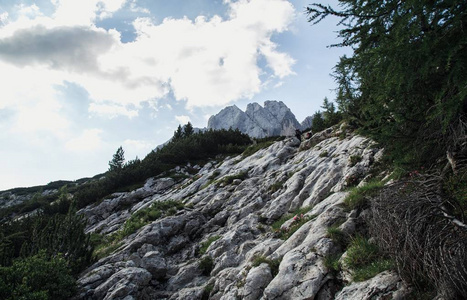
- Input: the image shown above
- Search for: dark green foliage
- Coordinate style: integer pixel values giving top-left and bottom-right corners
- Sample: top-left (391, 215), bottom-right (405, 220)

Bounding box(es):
top-left (173, 124), bottom-right (183, 140)
top-left (183, 122), bottom-right (194, 137)
top-left (0, 207), bottom-right (94, 275)
top-left (199, 256), bottom-right (214, 276)
top-left (109, 146), bottom-right (125, 172)
top-left (324, 253), bottom-right (342, 273)
top-left (321, 97), bottom-right (342, 128)
top-left (311, 111), bottom-right (326, 133)
top-left (74, 127), bottom-right (251, 209)
top-left (122, 200), bottom-right (184, 236)
top-left (443, 170), bottom-right (467, 219)
top-left (311, 98), bottom-right (342, 133)
top-left (349, 155), bottom-right (362, 167)
top-left (326, 226), bottom-right (348, 248)
top-left (307, 0), bottom-right (467, 167)
top-left (0, 251), bottom-right (76, 300)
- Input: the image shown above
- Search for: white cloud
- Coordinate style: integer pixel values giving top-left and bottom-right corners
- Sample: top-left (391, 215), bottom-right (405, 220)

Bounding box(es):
top-left (0, 12), bottom-right (8, 25)
top-left (175, 115), bottom-right (191, 125)
top-left (53, 0), bottom-right (128, 25)
top-left (89, 103), bottom-right (138, 119)
top-left (123, 139), bottom-right (155, 159)
top-left (0, 0), bottom-right (296, 124)
top-left (65, 129), bottom-right (104, 152)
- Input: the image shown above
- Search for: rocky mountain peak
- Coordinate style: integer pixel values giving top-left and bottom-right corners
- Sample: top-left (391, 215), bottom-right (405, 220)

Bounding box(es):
top-left (208, 100), bottom-right (307, 138)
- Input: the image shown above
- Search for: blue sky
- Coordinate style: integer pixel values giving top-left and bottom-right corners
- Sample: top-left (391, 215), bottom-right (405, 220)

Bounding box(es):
top-left (0, 0), bottom-right (349, 190)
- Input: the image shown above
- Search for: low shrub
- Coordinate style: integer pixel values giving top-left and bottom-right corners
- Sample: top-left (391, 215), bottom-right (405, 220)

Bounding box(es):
top-left (199, 256), bottom-right (214, 276)
top-left (0, 251), bottom-right (76, 300)
top-left (251, 255), bottom-right (281, 277)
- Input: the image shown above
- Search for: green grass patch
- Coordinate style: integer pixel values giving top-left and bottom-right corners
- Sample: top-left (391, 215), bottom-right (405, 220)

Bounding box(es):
top-left (251, 255), bottom-right (281, 277)
top-left (326, 225), bottom-right (347, 247)
top-left (351, 259), bottom-right (393, 282)
top-left (319, 150), bottom-right (329, 157)
top-left (199, 235), bottom-right (221, 255)
top-left (324, 253), bottom-right (342, 272)
top-left (343, 180), bottom-right (384, 210)
top-left (344, 235), bottom-right (393, 282)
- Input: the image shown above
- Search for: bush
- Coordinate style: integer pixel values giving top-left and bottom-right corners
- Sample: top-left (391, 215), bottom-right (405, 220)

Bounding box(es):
top-left (199, 256), bottom-right (214, 276)
top-left (0, 251), bottom-right (76, 300)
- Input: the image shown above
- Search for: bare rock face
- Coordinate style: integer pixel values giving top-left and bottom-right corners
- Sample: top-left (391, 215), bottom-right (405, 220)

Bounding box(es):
top-left (207, 100), bottom-right (305, 138)
top-left (76, 129), bottom-right (403, 299)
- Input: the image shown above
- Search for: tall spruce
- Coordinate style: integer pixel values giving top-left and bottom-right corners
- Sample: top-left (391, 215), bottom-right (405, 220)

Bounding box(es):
top-left (307, 0), bottom-right (467, 164)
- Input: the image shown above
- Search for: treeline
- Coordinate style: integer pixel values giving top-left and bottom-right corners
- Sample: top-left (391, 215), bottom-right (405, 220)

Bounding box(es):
top-left (74, 125), bottom-right (251, 209)
top-left (308, 0), bottom-right (466, 167)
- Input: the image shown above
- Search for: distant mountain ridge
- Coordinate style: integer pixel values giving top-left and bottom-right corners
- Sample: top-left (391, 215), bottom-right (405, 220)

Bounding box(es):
top-left (207, 100), bottom-right (311, 138)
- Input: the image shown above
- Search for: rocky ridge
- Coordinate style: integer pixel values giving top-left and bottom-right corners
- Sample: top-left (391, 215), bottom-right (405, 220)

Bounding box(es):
top-left (76, 126), bottom-right (409, 300)
top-left (207, 101), bottom-right (308, 138)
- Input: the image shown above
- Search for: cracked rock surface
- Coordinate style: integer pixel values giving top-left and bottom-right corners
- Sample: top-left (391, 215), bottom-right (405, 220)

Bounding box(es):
top-left (76, 130), bottom-right (407, 299)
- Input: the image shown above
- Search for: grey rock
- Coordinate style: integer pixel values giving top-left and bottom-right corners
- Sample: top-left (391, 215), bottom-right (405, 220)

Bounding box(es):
top-left (335, 271), bottom-right (407, 300)
top-left (75, 127), bottom-right (395, 300)
top-left (207, 101), bottom-right (306, 138)
top-left (242, 263), bottom-right (273, 300)
top-left (140, 251), bottom-right (167, 279)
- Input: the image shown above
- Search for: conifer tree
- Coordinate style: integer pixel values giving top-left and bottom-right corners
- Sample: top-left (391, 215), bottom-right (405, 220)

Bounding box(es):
top-left (183, 122), bottom-right (194, 137)
top-left (109, 146), bottom-right (125, 172)
top-left (307, 0), bottom-right (467, 163)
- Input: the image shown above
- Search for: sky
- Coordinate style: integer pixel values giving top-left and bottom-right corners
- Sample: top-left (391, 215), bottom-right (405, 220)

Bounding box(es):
top-left (0, 0), bottom-right (349, 191)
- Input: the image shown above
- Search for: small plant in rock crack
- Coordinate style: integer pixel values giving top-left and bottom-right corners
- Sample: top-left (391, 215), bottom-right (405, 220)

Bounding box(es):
top-left (199, 256), bottom-right (214, 276)
top-left (271, 207), bottom-right (317, 240)
top-left (199, 235), bottom-right (221, 255)
top-left (349, 155), bottom-right (362, 167)
top-left (251, 255), bottom-right (282, 277)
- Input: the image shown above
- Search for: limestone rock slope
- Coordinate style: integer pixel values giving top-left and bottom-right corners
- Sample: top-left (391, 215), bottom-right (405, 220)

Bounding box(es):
top-left (76, 128), bottom-right (407, 300)
top-left (207, 101), bottom-right (306, 138)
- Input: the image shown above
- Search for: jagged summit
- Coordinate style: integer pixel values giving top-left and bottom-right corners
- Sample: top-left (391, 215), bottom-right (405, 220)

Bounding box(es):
top-left (207, 100), bottom-right (308, 138)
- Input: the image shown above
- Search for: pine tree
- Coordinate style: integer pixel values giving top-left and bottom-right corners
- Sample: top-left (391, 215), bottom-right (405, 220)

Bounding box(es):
top-left (109, 146), bottom-right (125, 172)
top-left (307, 0), bottom-right (467, 164)
top-left (173, 125), bottom-right (183, 140)
top-left (183, 122), bottom-right (194, 137)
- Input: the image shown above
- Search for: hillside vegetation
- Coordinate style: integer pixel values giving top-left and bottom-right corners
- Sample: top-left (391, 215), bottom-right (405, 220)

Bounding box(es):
top-left (308, 0), bottom-right (467, 297)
